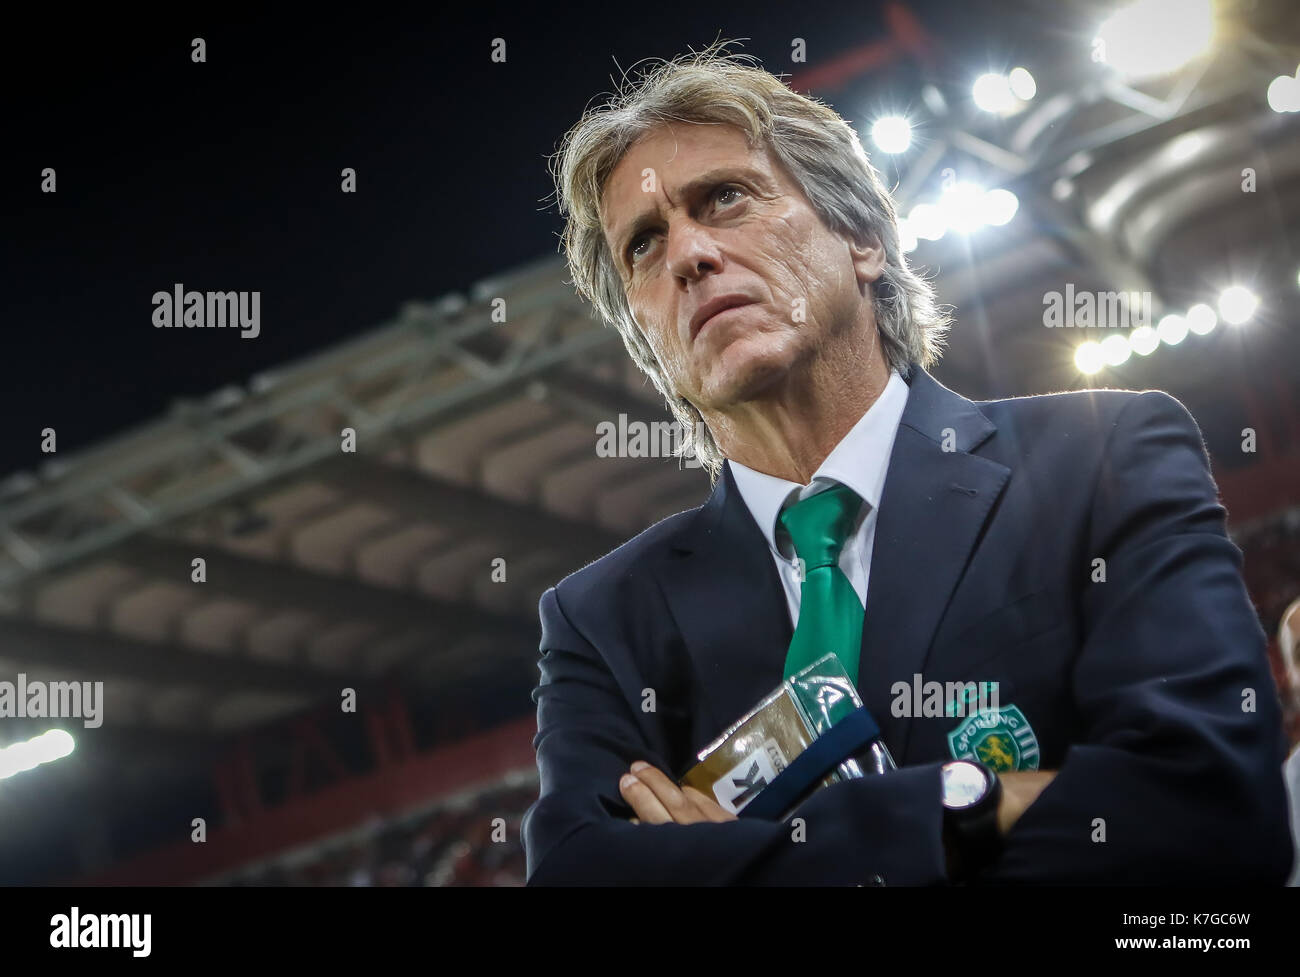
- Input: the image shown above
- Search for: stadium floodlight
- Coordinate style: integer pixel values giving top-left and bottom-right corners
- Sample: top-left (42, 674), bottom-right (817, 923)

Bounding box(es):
top-left (0, 729), bottom-right (75, 781)
top-left (908, 202), bottom-right (946, 241)
top-left (1168, 131), bottom-right (1208, 163)
top-left (1157, 313), bottom-right (1189, 346)
top-left (1094, 0), bottom-right (1214, 81)
top-left (972, 73), bottom-right (1015, 114)
top-left (937, 182), bottom-right (986, 233)
top-left (897, 217), bottom-right (919, 253)
top-left (980, 188), bottom-right (1019, 226)
top-left (1186, 303), bottom-right (1217, 335)
top-left (1075, 341), bottom-right (1106, 374)
top-left (1218, 285), bottom-right (1258, 325)
top-left (1008, 67), bottom-right (1036, 101)
top-left (1100, 334), bottom-right (1131, 366)
top-left (871, 115), bottom-right (912, 154)
top-left (1129, 325), bottom-right (1159, 355)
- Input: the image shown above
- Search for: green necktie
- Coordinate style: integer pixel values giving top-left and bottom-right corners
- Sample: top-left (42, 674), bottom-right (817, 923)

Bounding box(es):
top-left (779, 482), bottom-right (865, 687)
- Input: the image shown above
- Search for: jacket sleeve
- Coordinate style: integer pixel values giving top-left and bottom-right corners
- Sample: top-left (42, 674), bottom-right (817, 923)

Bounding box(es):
top-left (521, 585), bottom-right (950, 885)
top-left (979, 390), bottom-right (1294, 884)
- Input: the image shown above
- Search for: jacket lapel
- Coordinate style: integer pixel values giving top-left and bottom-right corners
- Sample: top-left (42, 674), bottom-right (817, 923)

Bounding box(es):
top-left (857, 365), bottom-right (1010, 761)
top-left (655, 464), bottom-right (793, 753)
top-left (654, 364), bottom-right (1010, 767)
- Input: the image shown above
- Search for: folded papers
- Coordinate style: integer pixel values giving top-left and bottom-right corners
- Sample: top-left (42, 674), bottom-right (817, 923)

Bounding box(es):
top-left (678, 653), bottom-right (895, 820)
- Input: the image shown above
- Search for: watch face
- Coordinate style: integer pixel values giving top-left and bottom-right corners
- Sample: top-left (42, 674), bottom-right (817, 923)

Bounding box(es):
top-left (942, 761), bottom-right (988, 810)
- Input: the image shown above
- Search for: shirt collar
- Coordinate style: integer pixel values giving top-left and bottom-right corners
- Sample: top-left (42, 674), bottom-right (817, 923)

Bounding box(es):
top-left (726, 369), bottom-right (909, 557)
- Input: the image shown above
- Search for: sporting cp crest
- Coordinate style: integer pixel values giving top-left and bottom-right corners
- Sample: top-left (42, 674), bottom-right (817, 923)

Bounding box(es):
top-left (946, 704), bottom-right (1040, 772)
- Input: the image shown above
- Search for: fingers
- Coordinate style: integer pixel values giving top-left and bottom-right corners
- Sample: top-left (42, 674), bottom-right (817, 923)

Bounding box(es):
top-left (634, 764), bottom-right (710, 824)
top-left (682, 785), bottom-right (738, 822)
top-left (620, 763), bottom-right (739, 824)
top-left (620, 770), bottom-right (674, 824)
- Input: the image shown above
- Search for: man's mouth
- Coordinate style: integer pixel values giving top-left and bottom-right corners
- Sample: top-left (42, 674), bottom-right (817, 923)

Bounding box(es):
top-left (689, 296), bottom-right (757, 341)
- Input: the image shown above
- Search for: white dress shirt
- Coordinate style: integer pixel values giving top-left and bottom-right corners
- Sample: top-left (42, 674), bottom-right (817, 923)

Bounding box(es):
top-left (727, 369), bottom-right (909, 629)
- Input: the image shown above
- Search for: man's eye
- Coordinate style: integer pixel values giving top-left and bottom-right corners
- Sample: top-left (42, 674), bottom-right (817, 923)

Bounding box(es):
top-left (626, 185), bottom-right (746, 268)
top-left (714, 184), bottom-right (744, 208)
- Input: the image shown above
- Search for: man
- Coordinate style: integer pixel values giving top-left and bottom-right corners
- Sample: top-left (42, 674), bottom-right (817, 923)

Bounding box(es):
top-left (520, 43), bottom-right (1293, 884)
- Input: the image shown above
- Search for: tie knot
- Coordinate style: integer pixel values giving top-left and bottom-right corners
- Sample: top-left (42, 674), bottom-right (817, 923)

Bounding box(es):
top-left (778, 482), bottom-right (863, 570)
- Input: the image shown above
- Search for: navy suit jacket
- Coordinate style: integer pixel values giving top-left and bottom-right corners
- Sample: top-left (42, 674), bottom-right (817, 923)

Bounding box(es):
top-left (521, 363), bottom-right (1294, 884)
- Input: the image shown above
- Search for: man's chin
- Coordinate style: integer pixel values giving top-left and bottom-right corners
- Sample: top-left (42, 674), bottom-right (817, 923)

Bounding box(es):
top-left (696, 358), bottom-right (795, 408)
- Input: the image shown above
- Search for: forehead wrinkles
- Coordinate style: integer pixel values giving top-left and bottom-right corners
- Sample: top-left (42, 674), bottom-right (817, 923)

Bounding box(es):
top-left (600, 140), bottom-right (686, 246)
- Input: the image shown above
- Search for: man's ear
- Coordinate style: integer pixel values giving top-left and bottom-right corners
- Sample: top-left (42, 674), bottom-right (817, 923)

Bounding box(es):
top-left (850, 232), bottom-right (887, 288)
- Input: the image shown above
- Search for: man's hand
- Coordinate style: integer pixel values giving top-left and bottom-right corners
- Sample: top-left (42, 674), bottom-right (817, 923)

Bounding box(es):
top-left (620, 761), bottom-right (739, 825)
top-left (996, 770), bottom-right (1057, 835)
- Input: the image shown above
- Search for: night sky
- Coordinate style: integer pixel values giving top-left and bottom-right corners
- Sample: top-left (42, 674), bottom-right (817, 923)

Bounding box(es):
top-left (2, 2), bottom-right (1012, 478)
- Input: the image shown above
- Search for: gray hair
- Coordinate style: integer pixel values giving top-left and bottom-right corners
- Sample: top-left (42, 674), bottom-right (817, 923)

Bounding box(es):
top-left (549, 39), bottom-right (950, 482)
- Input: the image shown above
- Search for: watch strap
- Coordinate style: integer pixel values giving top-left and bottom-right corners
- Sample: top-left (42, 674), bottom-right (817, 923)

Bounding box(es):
top-left (944, 764), bottom-right (1003, 881)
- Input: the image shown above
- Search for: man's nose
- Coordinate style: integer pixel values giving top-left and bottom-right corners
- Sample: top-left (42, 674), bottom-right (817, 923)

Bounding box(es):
top-left (666, 221), bottom-right (724, 282)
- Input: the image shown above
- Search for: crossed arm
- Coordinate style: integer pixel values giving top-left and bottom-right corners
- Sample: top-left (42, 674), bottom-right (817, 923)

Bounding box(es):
top-left (523, 392), bottom-right (1292, 884)
top-left (618, 759), bottom-right (1055, 836)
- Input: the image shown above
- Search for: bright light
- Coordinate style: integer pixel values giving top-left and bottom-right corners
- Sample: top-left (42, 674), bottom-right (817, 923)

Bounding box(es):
top-left (980, 188), bottom-right (1019, 226)
top-left (43, 729), bottom-right (75, 761)
top-left (1129, 325), bottom-right (1159, 355)
top-left (1267, 74), bottom-right (1300, 113)
top-left (909, 186), bottom-right (1018, 239)
top-left (1157, 313), bottom-right (1188, 345)
top-left (0, 729), bottom-right (75, 780)
top-left (1167, 132), bottom-right (1207, 163)
top-left (908, 202), bottom-right (946, 241)
top-left (871, 115), bottom-right (912, 154)
top-left (897, 217), bottom-right (919, 253)
top-left (1186, 302), bottom-right (1217, 335)
top-left (1095, 0), bottom-right (1214, 81)
top-left (1075, 341), bottom-right (1106, 374)
top-left (1218, 285), bottom-right (1258, 325)
top-left (1008, 67), bottom-right (1036, 101)
top-left (1100, 334), bottom-right (1131, 366)
top-left (938, 182), bottom-right (986, 233)
top-left (973, 73), bottom-right (1015, 114)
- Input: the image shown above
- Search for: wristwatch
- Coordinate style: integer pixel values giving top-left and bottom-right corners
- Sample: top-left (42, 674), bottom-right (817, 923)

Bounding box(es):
top-left (941, 759), bottom-right (1002, 881)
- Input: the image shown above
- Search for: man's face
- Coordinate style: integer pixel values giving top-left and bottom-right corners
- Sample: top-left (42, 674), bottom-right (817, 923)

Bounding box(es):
top-left (600, 123), bottom-right (883, 414)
